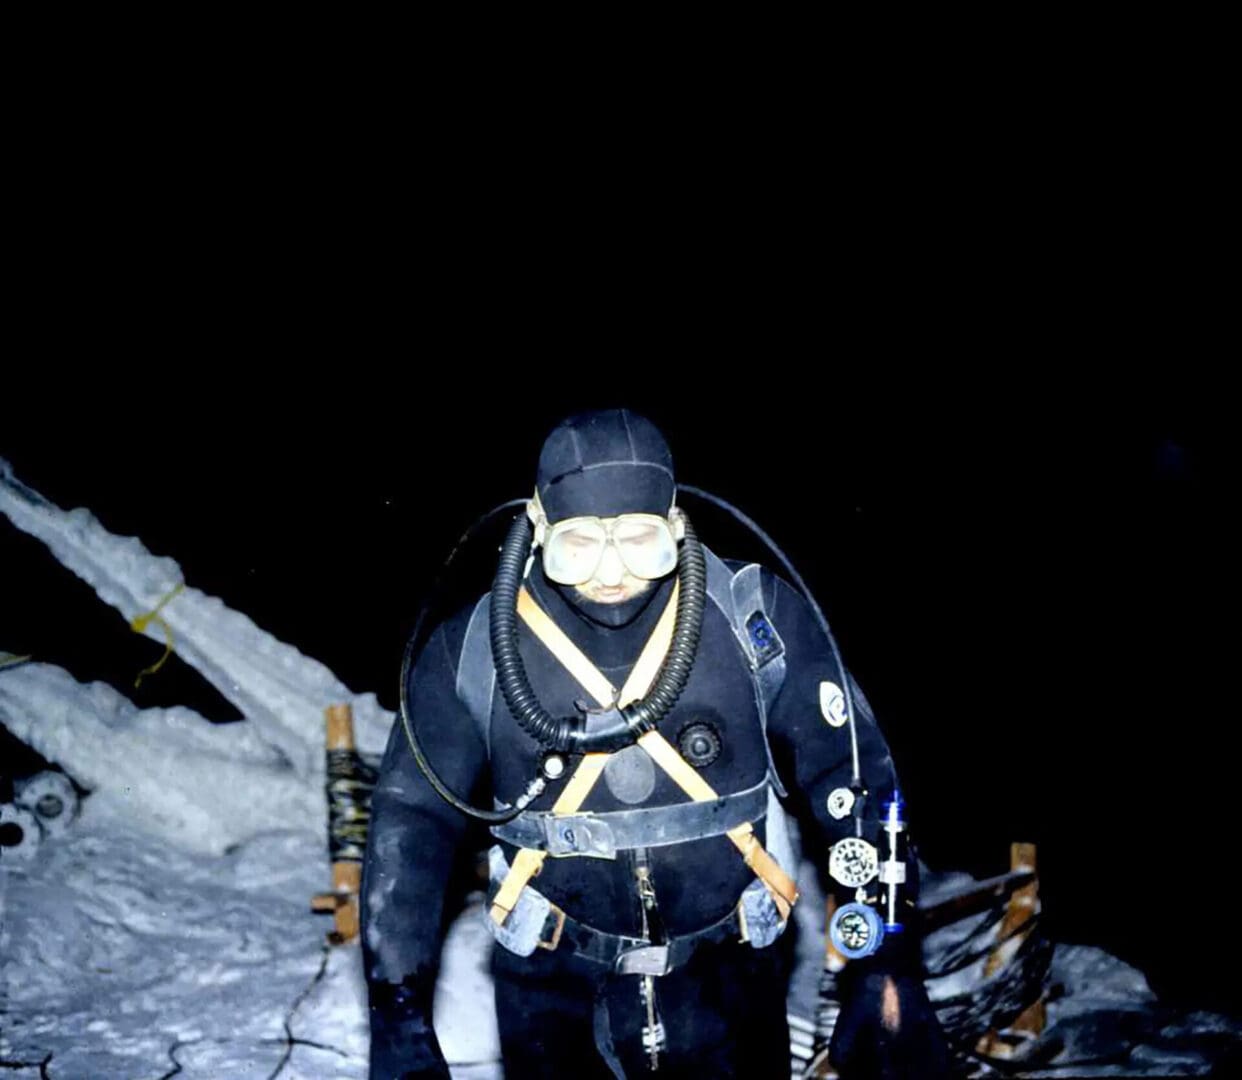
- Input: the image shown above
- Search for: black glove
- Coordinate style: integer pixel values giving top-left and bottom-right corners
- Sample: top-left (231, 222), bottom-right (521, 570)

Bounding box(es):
top-left (829, 965), bottom-right (953, 1080)
top-left (367, 975), bottom-right (450, 1080)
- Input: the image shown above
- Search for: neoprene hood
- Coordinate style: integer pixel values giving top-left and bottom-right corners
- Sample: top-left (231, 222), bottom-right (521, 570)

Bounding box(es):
top-left (535, 409), bottom-right (676, 522)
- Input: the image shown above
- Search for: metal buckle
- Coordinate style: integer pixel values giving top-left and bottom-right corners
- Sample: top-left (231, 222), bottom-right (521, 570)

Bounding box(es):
top-left (543, 814), bottom-right (618, 859)
top-left (536, 904), bottom-right (566, 951)
top-left (615, 944), bottom-right (671, 977)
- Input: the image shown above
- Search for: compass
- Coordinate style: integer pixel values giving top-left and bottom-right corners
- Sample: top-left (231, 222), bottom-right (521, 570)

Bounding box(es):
top-left (829, 902), bottom-right (885, 960)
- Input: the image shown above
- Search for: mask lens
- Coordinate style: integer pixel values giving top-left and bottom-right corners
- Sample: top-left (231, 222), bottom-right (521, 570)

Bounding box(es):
top-left (612, 515), bottom-right (677, 579)
top-left (544, 519), bottom-right (607, 585)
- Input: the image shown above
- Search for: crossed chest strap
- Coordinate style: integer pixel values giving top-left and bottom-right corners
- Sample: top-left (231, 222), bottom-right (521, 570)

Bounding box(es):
top-left (488, 582), bottom-right (799, 930)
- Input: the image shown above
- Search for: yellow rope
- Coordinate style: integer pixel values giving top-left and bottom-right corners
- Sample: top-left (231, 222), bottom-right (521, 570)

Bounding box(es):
top-left (130, 583), bottom-right (185, 688)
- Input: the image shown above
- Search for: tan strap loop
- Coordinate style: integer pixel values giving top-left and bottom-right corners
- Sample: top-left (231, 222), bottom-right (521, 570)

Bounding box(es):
top-left (490, 847), bottom-right (549, 925)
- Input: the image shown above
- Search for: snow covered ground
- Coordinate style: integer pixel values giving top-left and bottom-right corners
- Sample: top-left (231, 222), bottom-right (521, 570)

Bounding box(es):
top-left (3, 798), bottom-right (1236, 1078)
top-left (2, 459), bottom-right (1237, 1077)
top-left (0, 800), bottom-right (499, 1079)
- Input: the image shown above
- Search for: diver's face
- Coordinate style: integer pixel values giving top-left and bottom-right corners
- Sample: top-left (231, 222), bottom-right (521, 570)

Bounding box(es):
top-left (571, 521), bottom-right (659, 605)
top-left (537, 502), bottom-right (680, 605)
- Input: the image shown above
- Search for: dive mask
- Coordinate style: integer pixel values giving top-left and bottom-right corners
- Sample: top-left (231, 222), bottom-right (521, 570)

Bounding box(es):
top-left (529, 494), bottom-right (683, 586)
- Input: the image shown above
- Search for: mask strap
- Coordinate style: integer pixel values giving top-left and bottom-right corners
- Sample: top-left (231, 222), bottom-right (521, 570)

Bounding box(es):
top-left (526, 489), bottom-right (547, 547)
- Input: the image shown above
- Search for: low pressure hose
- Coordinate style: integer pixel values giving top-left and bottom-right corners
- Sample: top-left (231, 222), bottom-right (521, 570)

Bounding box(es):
top-left (490, 512), bottom-right (706, 755)
top-left (399, 622), bottom-right (543, 824)
top-left (397, 498), bottom-right (545, 824)
top-left (597, 513), bottom-right (705, 737)
top-left (490, 513), bottom-right (577, 751)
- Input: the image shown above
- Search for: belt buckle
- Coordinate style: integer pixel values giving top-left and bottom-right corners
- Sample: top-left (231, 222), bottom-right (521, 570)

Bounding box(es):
top-left (536, 903), bottom-right (566, 951)
top-left (615, 944), bottom-right (671, 977)
top-left (544, 814), bottom-right (618, 859)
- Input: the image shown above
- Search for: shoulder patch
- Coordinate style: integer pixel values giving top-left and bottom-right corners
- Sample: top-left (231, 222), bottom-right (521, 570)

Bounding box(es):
top-left (819, 680), bottom-right (848, 727)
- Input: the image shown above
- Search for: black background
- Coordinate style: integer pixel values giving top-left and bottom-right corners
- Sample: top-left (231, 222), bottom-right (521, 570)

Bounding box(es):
top-left (2, 379), bottom-right (1232, 1020)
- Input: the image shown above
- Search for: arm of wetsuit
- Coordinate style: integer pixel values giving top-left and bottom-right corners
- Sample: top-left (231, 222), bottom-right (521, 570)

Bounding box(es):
top-left (761, 570), bottom-right (953, 1079)
top-left (361, 617), bottom-right (487, 1080)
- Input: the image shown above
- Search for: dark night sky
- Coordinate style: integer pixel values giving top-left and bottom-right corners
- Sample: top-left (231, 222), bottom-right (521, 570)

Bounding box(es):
top-left (2, 381), bottom-right (1232, 1018)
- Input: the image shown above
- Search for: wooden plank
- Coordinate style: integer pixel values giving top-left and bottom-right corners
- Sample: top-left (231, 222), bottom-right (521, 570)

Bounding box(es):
top-left (976, 843), bottom-right (1045, 1059)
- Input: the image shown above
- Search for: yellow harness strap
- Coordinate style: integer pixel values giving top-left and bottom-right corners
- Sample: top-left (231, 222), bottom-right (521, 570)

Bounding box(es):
top-left (492, 579), bottom-right (798, 926)
top-left (515, 589), bottom-right (619, 709)
top-left (636, 730), bottom-right (799, 919)
top-left (489, 583), bottom-right (679, 926)
top-left (489, 753), bottom-right (610, 924)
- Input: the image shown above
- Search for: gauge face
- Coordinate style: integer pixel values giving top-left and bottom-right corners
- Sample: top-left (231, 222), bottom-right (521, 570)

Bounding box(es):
top-left (829, 837), bottom-right (879, 888)
top-left (829, 901), bottom-right (885, 960)
top-left (839, 910), bottom-right (871, 951)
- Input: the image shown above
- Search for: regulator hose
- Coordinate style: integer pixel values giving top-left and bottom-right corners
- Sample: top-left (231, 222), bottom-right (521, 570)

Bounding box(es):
top-left (490, 511), bottom-right (705, 754)
top-left (398, 498), bottom-right (540, 824)
top-left (677, 484), bottom-right (863, 789)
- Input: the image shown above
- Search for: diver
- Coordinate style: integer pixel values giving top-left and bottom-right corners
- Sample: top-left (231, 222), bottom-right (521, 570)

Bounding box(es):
top-left (361, 409), bottom-right (952, 1079)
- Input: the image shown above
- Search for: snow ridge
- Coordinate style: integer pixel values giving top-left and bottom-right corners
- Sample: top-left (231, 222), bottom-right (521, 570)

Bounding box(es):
top-left (0, 457), bottom-right (393, 775)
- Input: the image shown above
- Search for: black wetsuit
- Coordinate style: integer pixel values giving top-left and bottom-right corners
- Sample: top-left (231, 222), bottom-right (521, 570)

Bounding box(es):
top-left (362, 549), bottom-right (928, 1079)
